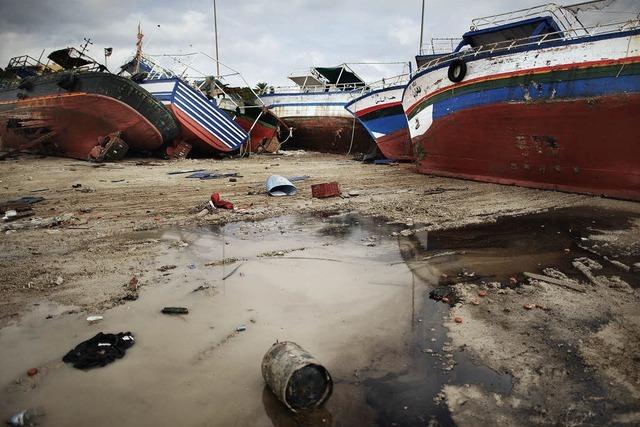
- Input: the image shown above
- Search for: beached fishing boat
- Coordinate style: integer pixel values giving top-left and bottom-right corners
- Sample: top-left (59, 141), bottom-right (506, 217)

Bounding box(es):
top-left (119, 28), bottom-right (249, 156)
top-left (403, 0), bottom-right (640, 201)
top-left (345, 82), bottom-right (412, 161)
top-left (212, 88), bottom-right (290, 154)
top-left (138, 77), bottom-right (248, 155)
top-left (0, 49), bottom-right (178, 161)
top-left (259, 65), bottom-right (373, 154)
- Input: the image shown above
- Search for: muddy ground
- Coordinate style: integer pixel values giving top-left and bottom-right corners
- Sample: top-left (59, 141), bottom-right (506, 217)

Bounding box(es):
top-left (0, 153), bottom-right (639, 426)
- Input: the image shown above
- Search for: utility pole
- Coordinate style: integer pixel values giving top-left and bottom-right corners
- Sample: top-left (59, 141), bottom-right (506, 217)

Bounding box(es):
top-left (213, 0), bottom-right (220, 79)
top-left (419, 0), bottom-right (425, 54)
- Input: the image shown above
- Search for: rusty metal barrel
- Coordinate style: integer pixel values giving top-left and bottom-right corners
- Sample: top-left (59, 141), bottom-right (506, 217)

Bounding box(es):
top-left (261, 341), bottom-right (333, 412)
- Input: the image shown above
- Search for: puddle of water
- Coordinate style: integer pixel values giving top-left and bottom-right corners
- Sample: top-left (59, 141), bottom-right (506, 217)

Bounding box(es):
top-left (1, 207), bottom-right (635, 427)
top-left (0, 213), bottom-right (431, 426)
top-left (402, 207), bottom-right (639, 288)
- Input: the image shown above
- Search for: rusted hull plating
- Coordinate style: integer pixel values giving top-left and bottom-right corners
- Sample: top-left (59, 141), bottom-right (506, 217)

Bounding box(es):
top-left (0, 93), bottom-right (163, 160)
top-left (412, 95), bottom-right (640, 201)
top-left (281, 117), bottom-right (372, 154)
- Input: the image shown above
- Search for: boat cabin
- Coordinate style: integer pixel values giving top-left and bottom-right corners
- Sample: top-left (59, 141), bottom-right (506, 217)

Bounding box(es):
top-left (455, 16), bottom-right (563, 51)
top-left (289, 65), bottom-right (365, 92)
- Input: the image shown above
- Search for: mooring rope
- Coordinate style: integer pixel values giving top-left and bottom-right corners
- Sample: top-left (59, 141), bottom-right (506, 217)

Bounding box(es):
top-left (347, 115), bottom-right (356, 156)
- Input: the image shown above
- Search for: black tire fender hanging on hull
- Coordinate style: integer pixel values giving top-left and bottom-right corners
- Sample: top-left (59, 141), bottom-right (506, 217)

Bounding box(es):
top-left (447, 59), bottom-right (467, 83)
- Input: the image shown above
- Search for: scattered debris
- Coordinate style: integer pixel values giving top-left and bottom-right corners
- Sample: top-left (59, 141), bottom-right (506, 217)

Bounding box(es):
top-left (524, 272), bottom-right (586, 293)
top-left (572, 257), bottom-right (604, 286)
top-left (311, 182), bottom-right (341, 199)
top-left (7, 408), bottom-right (44, 427)
top-left (186, 171), bottom-right (239, 180)
top-left (192, 284), bottom-right (214, 292)
top-left (478, 290), bottom-right (487, 297)
top-left (205, 257), bottom-right (240, 267)
top-left (258, 248), bottom-right (306, 257)
top-left (167, 169), bottom-right (206, 175)
top-left (211, 193), bottom-right (234, 210)
top-left (222, 263), bottom-right (244, 280)
top-left (87, 315), bottom-right (103, 324)
top-left (55, 276), bottom-right (64, 286)
top-left (26, 368), bottom-right (38, 377)
top-left (161, 307), bottom-right (189, 315)
top-left (158, 265), bottom-right (177, 272)
top-left (454, 317), bottom-right (463, 323)
top-left (1, 213), bottom-right (75, 232)
top-left (523, 304), bottom-right (535, 310)
top-left (266, 175), bottom-right (297, 196)
top-left (62, 332), bottom-right (135, 369)
top-left (348, 190), bottom-right (360, 197)
top-left (236, 325), bottom-right (247, 332)
top-left (262, 341), bottom-right (333, 412)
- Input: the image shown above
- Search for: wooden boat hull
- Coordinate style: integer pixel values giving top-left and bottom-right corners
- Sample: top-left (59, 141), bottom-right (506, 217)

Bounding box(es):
top-left (260, 90), bottom-right (373, 153)
top-left (278, 116), bottom-right (372, 153)
top-left (411, 94), bottom-right (640, 200)
top-left (404, 29), bottom-right (640, 200)
top-left (0, 71), bottom-right (178, 160)
top-left (345, 85), bottom-right (412, 160)
top-left (140, 79), bottom-right (248, 154)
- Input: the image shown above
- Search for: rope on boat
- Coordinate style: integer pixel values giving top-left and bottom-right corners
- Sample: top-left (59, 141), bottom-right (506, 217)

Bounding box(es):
top-left (347, 115), bottom-right (356, 156)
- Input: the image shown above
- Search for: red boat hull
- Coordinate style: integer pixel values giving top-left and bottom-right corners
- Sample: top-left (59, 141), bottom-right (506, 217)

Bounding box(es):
top-left (0, 93), bottom-right (163, 160)
top-left (377, 128), bottom-right (413, 161)
top-left (234, 115), bottom-right (278, 152)
top-left (413, 94), bottom-right (640, 200)
top-left (282, 116), bottom-right (372, 154)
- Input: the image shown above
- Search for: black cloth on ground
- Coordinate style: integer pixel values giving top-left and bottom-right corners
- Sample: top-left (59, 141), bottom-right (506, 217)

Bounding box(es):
top-left (62, 332), bottom-right (135, 369)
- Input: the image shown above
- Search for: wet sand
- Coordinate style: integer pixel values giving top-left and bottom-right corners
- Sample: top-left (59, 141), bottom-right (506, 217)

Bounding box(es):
top-left (1, 153), bottom-right (639, 426)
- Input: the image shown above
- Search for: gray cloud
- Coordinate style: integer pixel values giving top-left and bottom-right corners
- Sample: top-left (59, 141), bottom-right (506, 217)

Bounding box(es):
top-left (0, 0), bottom-right (565, 86)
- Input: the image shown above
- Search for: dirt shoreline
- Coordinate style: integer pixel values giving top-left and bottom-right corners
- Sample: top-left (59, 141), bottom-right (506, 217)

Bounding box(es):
top-left (1, 153), bottom-right (639, 426)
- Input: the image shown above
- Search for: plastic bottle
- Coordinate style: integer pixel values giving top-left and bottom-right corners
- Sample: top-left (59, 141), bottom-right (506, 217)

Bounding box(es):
top-left (7, 407), bottom-right (44, 426)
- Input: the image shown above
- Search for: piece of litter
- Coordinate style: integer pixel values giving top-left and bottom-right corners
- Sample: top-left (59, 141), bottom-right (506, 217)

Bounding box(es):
top-left (236, 325), bottom-right (247, 332)
top-left (454, 317), bottom-right (463, 324)
top-left (162, 307), bottom-right (189, 315)
top-left (87, 315), bottom-right (103, 324)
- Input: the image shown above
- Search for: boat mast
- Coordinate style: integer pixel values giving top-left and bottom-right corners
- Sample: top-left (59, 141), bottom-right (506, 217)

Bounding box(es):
top-left (419, 0), bottom-right (425, 53)
top-left (135, 23), bottom-right (143, 74)
top-left (213, 0), bottom-right (220, 79)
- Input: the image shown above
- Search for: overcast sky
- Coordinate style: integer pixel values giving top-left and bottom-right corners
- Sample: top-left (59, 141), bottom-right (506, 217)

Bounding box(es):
top-left (0, 0), bottom-right (585, 87)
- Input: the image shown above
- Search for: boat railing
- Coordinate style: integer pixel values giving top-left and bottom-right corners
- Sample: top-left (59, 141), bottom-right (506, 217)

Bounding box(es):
top-left (5, 55), bottom-right (58, 75)
top-left (417, 18), bottom-right (640, 72)
top-left (347, 73), bottom-right (412, 97)
top-left (260, 82), bottom-right (367, 96)
top-left (419, 38), bottom-right (463, 56)
top-left (470, 3), bottom-right (585, 34)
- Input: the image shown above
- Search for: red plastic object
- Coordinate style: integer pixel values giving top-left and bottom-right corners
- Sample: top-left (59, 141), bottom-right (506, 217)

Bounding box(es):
top-left (311, 182), bottom-right (341, 199)
top-left (211, 193), bottom-right (234, 210)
